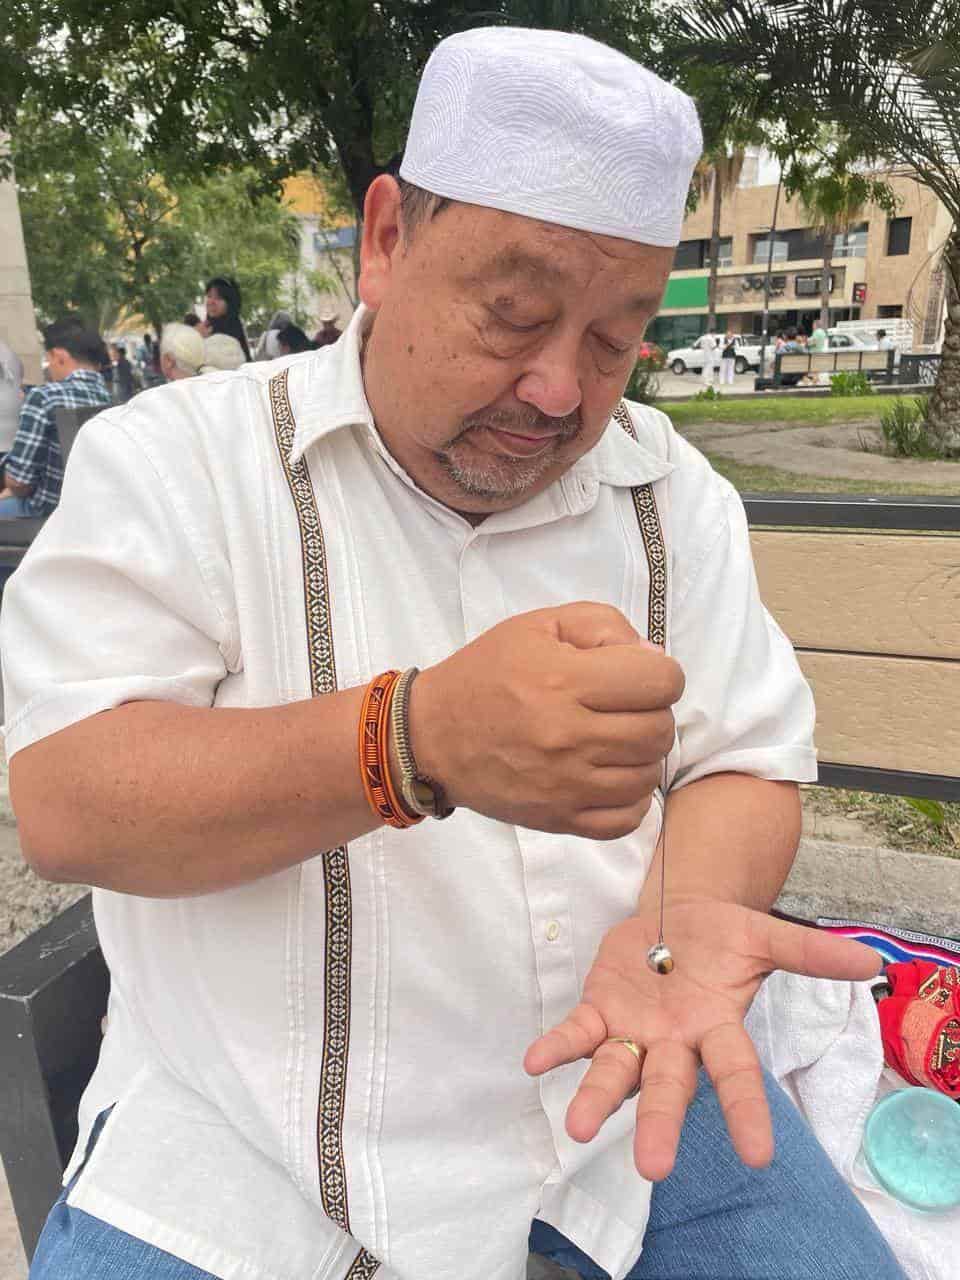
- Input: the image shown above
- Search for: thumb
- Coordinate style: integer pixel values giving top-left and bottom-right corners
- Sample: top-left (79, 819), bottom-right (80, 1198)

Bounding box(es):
top-left (547, 601), bottom-right (651, 650)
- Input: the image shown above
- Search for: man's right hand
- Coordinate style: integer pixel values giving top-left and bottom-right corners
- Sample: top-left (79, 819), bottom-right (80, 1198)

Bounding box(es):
top-left (410, 603), bottom-right (684, 839)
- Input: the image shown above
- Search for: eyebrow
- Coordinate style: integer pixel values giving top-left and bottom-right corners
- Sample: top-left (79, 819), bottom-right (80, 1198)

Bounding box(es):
top-left (468, 243), bottom-right (662, 316)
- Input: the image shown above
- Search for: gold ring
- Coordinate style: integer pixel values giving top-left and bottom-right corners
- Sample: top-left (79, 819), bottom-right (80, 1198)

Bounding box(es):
top-left (606, 1036), bottom-right (642, 1063)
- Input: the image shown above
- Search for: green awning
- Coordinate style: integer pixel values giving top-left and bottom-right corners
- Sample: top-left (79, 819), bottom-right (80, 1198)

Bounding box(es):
top-left (661, 277), bottom-right (709, 309)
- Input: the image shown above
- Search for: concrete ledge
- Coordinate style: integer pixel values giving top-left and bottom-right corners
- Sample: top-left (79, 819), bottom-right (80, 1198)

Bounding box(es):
top-left (776, 836), bottom-right (960, 940)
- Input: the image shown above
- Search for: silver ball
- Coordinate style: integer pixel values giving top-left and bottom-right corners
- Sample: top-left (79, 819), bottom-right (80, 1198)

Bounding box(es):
top-left (646, 942), bottom-right (674, 975)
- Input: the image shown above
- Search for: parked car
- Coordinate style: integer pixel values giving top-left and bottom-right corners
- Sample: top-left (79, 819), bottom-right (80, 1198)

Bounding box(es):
top-left (666, 334), bottom-right (761, 376)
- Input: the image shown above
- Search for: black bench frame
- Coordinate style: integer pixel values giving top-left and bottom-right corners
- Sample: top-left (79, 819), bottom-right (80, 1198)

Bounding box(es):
top-left (2, 491), bottom-right (959, 1262)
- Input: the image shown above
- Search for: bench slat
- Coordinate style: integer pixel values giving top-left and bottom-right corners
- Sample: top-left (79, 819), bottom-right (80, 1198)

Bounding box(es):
top-left (797, 650), bottom-right (960, 777)
top-left (752, 531), bottom-right (960, 660)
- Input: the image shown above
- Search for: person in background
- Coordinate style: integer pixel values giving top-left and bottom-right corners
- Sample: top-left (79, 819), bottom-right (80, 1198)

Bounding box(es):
top-left (719, 331), bottom-right (737, 387)
top-left (202, 277), bottom-right (251, 361)
top-left (312, 310), bottom-right (343, 348)
top-left (0, 338), bottom-right (24, 457)
top-left (877, 328), bottom-right (894, 351)
top-left (254, 310), bottom-right (293, 360)
top-left (0, 318), bottom-right (110, 517)
top-left (807, 321), bottom-right (828, 352)
top-left (111, 344), bottom-right (136, 403)
top-left (276, 323), bottom-right (314, 355)
top-left (160, 323), bottom-right (204, 382)
top-left (183, 313), bottom-right (203, 329)
top-left (695, 329), bottom-right (719, 386)
top-left (781, 326), bottom-right (805, 353)
top-left (199, 332), bottom-right (247, 373)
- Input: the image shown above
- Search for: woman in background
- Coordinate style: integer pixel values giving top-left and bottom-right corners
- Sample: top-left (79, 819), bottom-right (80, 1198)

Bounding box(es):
top-left (202, 277), bottom-right (251, 361)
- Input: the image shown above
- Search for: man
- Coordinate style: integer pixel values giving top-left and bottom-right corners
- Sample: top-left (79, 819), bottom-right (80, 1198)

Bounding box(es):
top-left (877, 328), bottom-right (894, 351)
top-left (313, 309), bottom-right (343, 347)
top-left (4, 28), bottom-right (902, 1280)
top-left (110, 342), bottom-right (137, 403)
top-left (160, 321), bottom-right (205, 381)
top-left (808, 321), bottom-right (828, 352)
top-left (694, 328), bottom-right (719, 386)
top-left (0, 318), bottom-right (110, 518)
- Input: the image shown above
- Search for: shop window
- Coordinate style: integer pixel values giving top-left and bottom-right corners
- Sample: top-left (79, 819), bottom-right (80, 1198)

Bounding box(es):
top-left (887, 217), bottom-right (912, 256)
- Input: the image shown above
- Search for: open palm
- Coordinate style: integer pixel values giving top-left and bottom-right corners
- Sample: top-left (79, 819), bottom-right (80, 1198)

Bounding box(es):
top-left (524, 900), bottom-right (881, 1181)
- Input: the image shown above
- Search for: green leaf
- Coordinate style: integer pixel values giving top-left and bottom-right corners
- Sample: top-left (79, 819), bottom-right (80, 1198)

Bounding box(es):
top-left (904, 797), bottom-right (947, 828)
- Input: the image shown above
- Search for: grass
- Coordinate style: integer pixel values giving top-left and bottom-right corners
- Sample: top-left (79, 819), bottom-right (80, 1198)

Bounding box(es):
top-left (663, 394), bottom-right (882, 428)
top-left (704, 455), bottom-right (959, 496)
top-left (804, 786), bottom-right (960, 860)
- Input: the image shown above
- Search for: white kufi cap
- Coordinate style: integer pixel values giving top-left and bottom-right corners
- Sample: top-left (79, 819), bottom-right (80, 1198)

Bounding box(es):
top-left (400, 27), bottom-right (702, 247)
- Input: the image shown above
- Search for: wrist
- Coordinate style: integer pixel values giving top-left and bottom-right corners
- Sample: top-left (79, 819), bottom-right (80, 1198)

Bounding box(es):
top-left (406, 665), bottom-right (455, 805)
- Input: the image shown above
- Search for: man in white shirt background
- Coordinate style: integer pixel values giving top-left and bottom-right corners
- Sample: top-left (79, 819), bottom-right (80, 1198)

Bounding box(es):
top-left (695, 329), bottom-right (719, 387)
top-left (2, 27), bottom-right (903, 1280)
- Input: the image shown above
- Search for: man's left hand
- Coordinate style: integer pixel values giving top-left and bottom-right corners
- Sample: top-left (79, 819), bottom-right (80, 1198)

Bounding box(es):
top-left (524, 901), bottom-right (880, 1181)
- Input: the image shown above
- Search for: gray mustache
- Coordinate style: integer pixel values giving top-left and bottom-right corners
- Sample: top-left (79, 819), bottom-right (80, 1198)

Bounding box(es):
top-left (459, 407), bottom-right (582, 438)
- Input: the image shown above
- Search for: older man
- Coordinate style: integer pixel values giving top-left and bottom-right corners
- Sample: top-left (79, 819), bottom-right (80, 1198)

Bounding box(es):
top-left (3, 27), bottom-right (902, 1280)
top-left (160, 321), bottom-right (205, 381)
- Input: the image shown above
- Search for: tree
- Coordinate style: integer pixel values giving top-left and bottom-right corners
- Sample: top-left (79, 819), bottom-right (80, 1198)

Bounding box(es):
top-left (13, 112), bottom-right (302, 333)
top-left (691, 150), bottom-right (747, 332)
top-left (1, 2), bottom-right (660, 225)
top-left (668, 0), bottom-right (960, 449)
top-left (787, 142), bottom-right (897, 329)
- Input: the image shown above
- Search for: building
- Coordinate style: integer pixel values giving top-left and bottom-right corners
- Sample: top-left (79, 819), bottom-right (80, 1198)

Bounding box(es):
top-left (281, 175), bottom-right (358, 332)
top-left (648, 168), bottom-right (951, 353)
top-left (0, 142), bottom-right (42, 383)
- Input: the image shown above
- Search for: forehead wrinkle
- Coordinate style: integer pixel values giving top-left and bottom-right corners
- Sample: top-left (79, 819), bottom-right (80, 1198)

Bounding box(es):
top-left (463, 243), bottom-right (574, 291)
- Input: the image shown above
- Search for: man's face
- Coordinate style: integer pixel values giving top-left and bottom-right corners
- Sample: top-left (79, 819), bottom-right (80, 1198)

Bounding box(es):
top-left (358, 180), bottom-right (674, 519)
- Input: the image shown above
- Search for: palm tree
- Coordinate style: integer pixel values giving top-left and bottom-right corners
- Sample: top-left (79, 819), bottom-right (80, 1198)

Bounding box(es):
top-left (691, 149), bottom-right (746, 332)
top-left (669, 0), bottom-right (960, 451)
top-left (788, 147), bottom-right (897, 329)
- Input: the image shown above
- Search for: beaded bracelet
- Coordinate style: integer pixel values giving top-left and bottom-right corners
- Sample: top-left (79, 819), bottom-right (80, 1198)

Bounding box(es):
top-left (358, 671), bottom-right (422, 829)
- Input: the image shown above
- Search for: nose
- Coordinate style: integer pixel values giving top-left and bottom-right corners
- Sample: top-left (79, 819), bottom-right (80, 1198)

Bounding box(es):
top-left (514, 337), bottom-right (582, 420)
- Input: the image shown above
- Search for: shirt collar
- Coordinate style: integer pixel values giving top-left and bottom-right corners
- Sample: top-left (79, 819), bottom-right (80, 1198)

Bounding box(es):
top-left (289, 302), bottom-right (673, 492)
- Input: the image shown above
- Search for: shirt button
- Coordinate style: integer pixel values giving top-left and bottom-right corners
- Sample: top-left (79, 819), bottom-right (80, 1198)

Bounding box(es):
top-left (545, 921), bottom-right (561, 942)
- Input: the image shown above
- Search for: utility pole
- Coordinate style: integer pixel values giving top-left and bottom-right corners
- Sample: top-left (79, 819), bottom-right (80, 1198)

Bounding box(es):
top-left (757, 173), bottom-right (784, 383)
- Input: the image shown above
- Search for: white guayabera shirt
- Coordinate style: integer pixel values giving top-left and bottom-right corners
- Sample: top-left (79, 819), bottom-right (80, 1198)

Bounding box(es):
top-left (1, 306), bottom-right (816, 1280)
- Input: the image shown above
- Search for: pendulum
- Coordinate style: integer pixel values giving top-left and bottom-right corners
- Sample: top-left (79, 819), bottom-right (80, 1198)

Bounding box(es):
top-left (646, 758), bottom-right (674, 975)
top-left (646, 941), bottom-right (674, 975)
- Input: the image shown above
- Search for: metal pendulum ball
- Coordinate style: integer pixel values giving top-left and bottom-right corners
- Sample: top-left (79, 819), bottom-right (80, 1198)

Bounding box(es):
top-left (646, 942), bottom-right (674, 975)
top-left (646, 759), bottom-right (674, 976)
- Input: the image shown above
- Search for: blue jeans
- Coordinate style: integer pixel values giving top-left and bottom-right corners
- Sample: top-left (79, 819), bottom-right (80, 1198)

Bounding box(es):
top-left (32, 1072), bottom-right (905, 1279)
top-left (530, 1069), bottom-right (906, 1279)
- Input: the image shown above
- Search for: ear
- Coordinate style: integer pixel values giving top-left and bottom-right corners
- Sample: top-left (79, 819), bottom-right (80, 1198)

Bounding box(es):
top-left (358, 175), bottom-right (403, 312)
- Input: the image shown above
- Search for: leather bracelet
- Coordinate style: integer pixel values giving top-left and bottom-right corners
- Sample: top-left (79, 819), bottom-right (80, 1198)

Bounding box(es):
top-left (390, 667), bottom-right (454, 820)
top-left (358, 671), bottom-right (421, 829)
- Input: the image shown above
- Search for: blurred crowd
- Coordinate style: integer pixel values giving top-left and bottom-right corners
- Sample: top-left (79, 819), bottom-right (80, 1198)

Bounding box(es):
top-left (0, 276), bottom-right (347, 522)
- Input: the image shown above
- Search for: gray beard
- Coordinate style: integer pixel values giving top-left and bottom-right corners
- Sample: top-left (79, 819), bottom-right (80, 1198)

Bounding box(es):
top-left (436, 412), bottom-right (582, 500)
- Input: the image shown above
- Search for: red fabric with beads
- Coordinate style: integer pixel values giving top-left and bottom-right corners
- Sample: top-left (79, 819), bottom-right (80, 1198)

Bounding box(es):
top-left (877, 960), bottom-right (960, 1099)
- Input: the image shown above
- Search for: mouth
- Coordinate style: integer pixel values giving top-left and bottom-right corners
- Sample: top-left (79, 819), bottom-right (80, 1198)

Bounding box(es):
top-left (481, 425), bottom-right (562, 458)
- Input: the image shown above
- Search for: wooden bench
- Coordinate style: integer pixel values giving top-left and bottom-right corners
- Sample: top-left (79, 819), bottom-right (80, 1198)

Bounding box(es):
top-left (1, 491), bottom-right (959, 1262)
top-left (773, 348), bottom-right (894, 388)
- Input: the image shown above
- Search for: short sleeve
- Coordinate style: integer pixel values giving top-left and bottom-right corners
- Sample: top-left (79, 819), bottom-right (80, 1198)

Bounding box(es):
top-left (1, 413), bottom-right (237, 758)
top-left (668, 471), bottom-right (817, 790)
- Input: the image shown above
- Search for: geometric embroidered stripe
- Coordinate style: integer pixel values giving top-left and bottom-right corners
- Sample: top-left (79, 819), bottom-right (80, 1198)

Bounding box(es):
top-left (614, 403), bottom-right (668, 648)
top-left (269, 370), bottom-right (379, 1275)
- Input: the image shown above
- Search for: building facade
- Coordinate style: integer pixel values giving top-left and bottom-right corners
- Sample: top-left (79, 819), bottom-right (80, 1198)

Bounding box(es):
top-left (281, 175), bottom-right (357, 332)
top-left (648, 169), bottom-right (951, 354)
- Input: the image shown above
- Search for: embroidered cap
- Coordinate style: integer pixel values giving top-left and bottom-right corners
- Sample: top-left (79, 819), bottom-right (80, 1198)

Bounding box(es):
top-left (400, 26), bottom-right (702, 247)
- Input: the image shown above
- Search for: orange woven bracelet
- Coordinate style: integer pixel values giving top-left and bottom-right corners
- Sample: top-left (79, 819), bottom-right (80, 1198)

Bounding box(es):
top-left (358, 671), bottom-right (420, 829)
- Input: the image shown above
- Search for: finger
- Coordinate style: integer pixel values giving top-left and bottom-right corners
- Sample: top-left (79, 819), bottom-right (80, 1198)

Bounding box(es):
top-left (573, 647), bottom-right (685, 714)
top-left (576, 764), bottom-right (661, 808)
top-left (524, 1002), bottom-right (607, 1077)
top-left (566, 1038), bottom-right (645, 1143)
top-left (549, 601), bottom-right (641, 648)
top-left (584, 709), bottom-right (676, 766)
top-left (572, 799), bottom-right (654, 842)
top-left (632, 1042), bottom-right (700, 1181)
top-left (764, 916), bottom-right (882, 982)
top-left (700, 1022), bottom-right (773, 1170)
